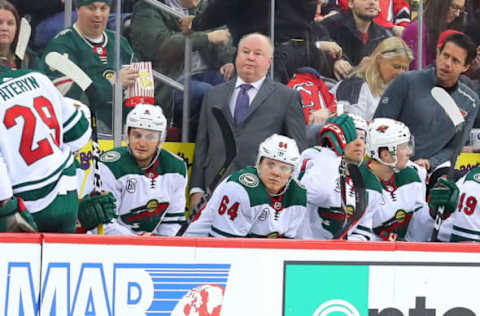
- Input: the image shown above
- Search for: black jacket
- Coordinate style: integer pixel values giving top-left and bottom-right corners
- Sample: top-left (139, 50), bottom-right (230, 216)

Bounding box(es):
top-left (192, 0), bottom-right (317, 46)
top-left (316, 10), bottom-right (392, 66)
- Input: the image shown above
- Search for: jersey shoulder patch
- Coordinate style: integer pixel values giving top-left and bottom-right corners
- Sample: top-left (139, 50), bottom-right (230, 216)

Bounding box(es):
top-left (100, 150), bottom-right (121, 163)
top-left (465, 167), bottom-right (480, 184)
top-left (99, 147), bottom-right (141, 179)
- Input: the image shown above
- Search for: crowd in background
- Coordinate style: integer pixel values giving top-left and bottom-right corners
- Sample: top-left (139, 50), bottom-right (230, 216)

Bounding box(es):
top-left (1, 0), bottom-right (480, 241)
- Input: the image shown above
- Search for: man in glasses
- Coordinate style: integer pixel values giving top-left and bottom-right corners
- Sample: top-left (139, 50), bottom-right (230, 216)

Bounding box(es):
top-left (185, 134), bottom-right (307, 238)
top-left (86, 104), bottom-right (187, 236)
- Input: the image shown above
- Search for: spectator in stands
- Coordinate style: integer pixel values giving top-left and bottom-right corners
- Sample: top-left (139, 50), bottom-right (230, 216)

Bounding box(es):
top-left (373, 32), bottom-right (478, 174)
top-left (402, 0), bottom-right (465, 70)
top-left (333, 36), bottom-right (413, 121)
top-left (0, 0), bottom-right (36, 71)
top-left (130, 0), bottom-right (235, 141)
top-left (321, 0), bottom-right (410, 36)
top-left (189, 33), bottom-right (306, 210)
top-left (315, 0), bottom-right (392, 80)
top-left (36, 0), bottom-right (139, 137)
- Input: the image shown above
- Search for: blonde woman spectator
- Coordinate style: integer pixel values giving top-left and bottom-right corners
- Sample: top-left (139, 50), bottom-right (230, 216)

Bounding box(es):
top-left (333, 37), bottom-right (413, 121)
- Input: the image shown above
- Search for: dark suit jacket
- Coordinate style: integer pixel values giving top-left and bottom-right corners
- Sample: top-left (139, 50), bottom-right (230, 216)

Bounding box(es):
top-left (190, 77), bottom-right (307, 191)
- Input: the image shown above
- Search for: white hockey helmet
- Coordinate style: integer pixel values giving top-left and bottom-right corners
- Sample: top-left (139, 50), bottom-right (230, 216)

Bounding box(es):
top-left (255, 134), bottom-right (300, 169)
top-left (125, 104), bottom-right (167, 144)
top-left (347, 112), bottom-right (368, 139)
top-left (366, 118), bottom-right (413, 169)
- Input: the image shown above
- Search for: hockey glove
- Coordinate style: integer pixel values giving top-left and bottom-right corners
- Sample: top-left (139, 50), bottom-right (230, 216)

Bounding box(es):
top-left (318, 114), bottom-right (357, 156)
top-left (428, 178), bottom-right (459, 220)
top-left (0, 197), bottom-right (38, 232)
top-left (78, 192), bottom-right (117, 231)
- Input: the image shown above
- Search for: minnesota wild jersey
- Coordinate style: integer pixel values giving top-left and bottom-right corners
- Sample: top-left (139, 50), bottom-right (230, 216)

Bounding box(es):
top-left (37, 24), bottom-right (135, 135)
top-left (295, 147), bottom-right (383, 240)
top-left (369, 164), bottom-right (433, 241)
top-left (95, 147), bottom-right (187, 236)
top-left (438, 168), bottom-right (480, 242)
top-left (185, 166), bottom-right (307, 238)
top-left (0, 70), bottom-right (91, 212)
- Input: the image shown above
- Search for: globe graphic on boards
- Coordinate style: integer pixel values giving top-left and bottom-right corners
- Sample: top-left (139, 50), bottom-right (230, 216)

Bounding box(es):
top-left (171, 284), bottom-right (225, 316)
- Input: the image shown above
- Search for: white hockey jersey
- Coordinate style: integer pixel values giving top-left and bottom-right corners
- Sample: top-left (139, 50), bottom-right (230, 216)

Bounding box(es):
top-left (0, 70), bottom-right (91, 212)
top-left (185, 166), bottom-right (307, 238)
top-left (369, 163), bottom-right (433, 242)
top-left (93, 147), bottom-right (187, 236)
top-left (438, 168), bottom-right (480, 242)
top-left (295, 146), bottom-right (383, 240)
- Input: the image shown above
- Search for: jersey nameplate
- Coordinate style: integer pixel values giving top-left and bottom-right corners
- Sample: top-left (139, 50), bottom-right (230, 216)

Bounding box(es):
top-left (239, 173), bottom-right (259, 188)
top-left (100, 151), bottom-right (121, 162)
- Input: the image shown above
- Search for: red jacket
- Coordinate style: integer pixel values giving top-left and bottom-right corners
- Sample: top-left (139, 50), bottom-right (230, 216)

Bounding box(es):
top-left (287, 70), bottom-right (337, 124)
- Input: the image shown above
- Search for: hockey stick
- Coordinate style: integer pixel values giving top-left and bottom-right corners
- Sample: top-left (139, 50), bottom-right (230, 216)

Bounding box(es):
top-left (45, 52), bottom-right (104, 234)
top-left (15, 18), bottom-right (31, 61)
top-left (430, 87), bottom-right (465, 241)
top-left (331, 103), bottom-right (367, 239)
top-left (333, 163), bottom-right (367, 239)
top-left (176, 107), bottom-right (236, 236)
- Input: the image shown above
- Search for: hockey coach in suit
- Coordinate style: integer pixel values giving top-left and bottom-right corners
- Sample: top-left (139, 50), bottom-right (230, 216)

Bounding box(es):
top-left (189, 32), bottom-right (307, 209)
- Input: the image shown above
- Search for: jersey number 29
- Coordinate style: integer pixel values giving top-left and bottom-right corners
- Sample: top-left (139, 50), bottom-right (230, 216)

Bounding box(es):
top-left (3, 96), bottom-right (60, 165)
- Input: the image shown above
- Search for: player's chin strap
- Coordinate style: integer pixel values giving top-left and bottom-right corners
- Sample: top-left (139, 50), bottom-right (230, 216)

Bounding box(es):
top-left (378, 155), bottom-right (400, 173)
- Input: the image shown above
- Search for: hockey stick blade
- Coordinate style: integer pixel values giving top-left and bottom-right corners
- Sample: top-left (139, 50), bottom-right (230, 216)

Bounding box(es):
top-left (176, 107), bottom-right (237, 236)
top-left (334, 163), bottom-right (366, 239)
top-left (45, 52), bottom-right (93, 91)
top-left (431, 87), bottom-right (464, 127)
top-left (430, 87), bottom-right (466, 241)
top-left (15, 18), bottom-right (31, 61)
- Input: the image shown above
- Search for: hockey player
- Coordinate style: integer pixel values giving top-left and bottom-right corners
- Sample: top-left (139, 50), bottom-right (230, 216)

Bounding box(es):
top-left (431, 170), bottom-right (480, 242)
top-left (295, 113), bottom-right (382, 240)
top-left (365, 118), bottom-right (434, 241)
top-left (185, 134), bottom-right (307, 238)
top-left (91, 104), bottom-right (187, 236)
top-left (0, 69), bottom-right (114, 233)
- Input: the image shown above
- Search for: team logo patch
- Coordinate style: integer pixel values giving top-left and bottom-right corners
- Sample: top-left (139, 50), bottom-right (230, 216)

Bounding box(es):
top-left (395, 209), bottom-right (407, 222)
top-left (100, 150), bottom-right (120, 162)
top-left (239, 173), bottom-right (259, 188)
top-left (376, 125), bottom-right (389, 133)
top-left (473, 173), bottom-right (480, 183)
top-left (126, 178), bottom-right (137, 193)
top-left (266, 231), bottom-right (280, 238)
top-left (273, 201), bottom-right (283, 210)
top-left (346, 204), bottom-right (354, 218)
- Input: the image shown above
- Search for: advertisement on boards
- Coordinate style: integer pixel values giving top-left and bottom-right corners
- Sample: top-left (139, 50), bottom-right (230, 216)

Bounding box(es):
top-left (1, 241), bottom-right (231, 316)
top-left (283, 261), bottom-right (480, 316)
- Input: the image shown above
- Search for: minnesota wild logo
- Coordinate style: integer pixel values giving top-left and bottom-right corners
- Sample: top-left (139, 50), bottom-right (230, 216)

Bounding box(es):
top-left (376, 125), bottom-right (389, 133)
